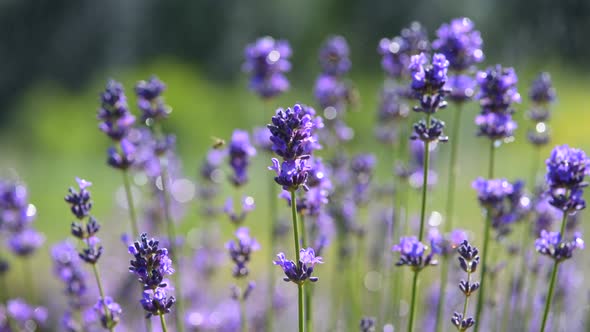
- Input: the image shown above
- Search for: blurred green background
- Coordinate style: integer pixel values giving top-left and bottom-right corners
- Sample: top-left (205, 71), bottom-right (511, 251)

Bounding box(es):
top-left (0, 0), bottom-right (589, 320)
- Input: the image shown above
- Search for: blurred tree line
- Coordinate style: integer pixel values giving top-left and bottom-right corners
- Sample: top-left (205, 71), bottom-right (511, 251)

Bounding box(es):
top-left (0, 0), bottom-right (588, 118)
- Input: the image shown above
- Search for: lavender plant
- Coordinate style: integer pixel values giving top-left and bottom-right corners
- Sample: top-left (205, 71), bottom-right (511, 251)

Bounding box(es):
top-left (451, 240), bottom-right (480, 331)
top-left (537, 145), bottom-right (588, 332)
top-left (64, 178), bottom-right (121, 331)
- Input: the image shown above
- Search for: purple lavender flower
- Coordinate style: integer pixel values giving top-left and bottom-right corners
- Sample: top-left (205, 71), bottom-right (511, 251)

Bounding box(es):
top-left (135, 76), bottom-right (169, 123)
top-left (446, 74), bottom-right (476, 103)
top-left (107, 138), bottom-right (136, 170)
top-left (243, 36), bottom-right (291, 99)
top-left (474, 112), bottom-right (517, 139)
top-left (94, 297), bottom-right (122, 329)
top-left (432, 18), bottom-right (484, 72)
top-left (378, 22), bottom-right (430, 78)
top-left (6, 298), bottom-right (48, 330)
top-left (97, 80), bottom-right (135, 141)
top-left (314, 74), bottom-right (350, 112)
top-left (535, 230), bottom-right (584, 262)
top-left (476, 65), bottom-right (521, 113)
top-left (409, 53), bottom-right (450, 113)
top-left (228, 130), bottom-right (256, 187)
top-left (472, 177), bottom-right (514, 208)
top-left (377, 86), bottom-right (409, 123)
top-left (350, 154), bottom-right (376, 205)
top-left (52, 241), bottom-right (89, 309)
top-left (129, 233), bottom-right (176, 318)
top-left (360, 317), bottom-right (376, 332)
top-left (545, 145), bottom-right (589, 212)
top-left (64, 178), bottom-right (93, 220)
top-left (274, 248), bottom-right (323, 284)
top-left (252, 127), bottom-right (273, 153)
top-left (298, 157), bottom-right (332, 216)
top-left (392, 236), bottom-right (437, 270)
top-left (269, 158), bottom-right (311, 192)
top-left (410, 118), bottom-right (448, 143)
top-left (529, 72), bottom-right (556, 105)
top-left (319, 35), bottom-right (351, 76)
top-left (223, 196), bottom-right (255, 225)
top-left (0, 180), bottom-right (35, 232)
top-left (8, 228), bottom-right (44, 257)
top-left (226, 227), bottom-right (260, 278)
top-left (267, 104), bottom-right (319, 160)
top-left (451, 240), bottom-right (480, 331)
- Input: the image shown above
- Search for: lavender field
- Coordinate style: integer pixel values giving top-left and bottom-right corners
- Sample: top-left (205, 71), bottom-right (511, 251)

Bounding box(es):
top-left (0, 13), bottom-right (589, 332)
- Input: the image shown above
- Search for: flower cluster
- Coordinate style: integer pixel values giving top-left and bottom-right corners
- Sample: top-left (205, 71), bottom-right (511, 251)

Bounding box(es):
top-left (65, 178), bottom-right (103, 264)
top-left (378, 21), bottom-right (430, 79)
top-left (268, 104), bottom-right (323, 191)
top-left (227, 129), bottom-right (257, 187)
top-left (545, 145), bottom-right (589, 212)
top-left (472, 178), bottom-right (531, 236)
top-left (433, 18), bottom-right (484, 72)
top-left (360, 317), bottom-right (376, 332)
top-left (97, 80), bottom-right (137, 170)
top-left (318, 35), bottom-right (351, 76)
top-left (94, 297), bottom-right (122, 329)
top-left (226, 227), bottom-right (260, 278)
top-left (4, 298), bottom-right (48, 331)
top-left (535, 230), bottom-right (584, 262)
top-left (475, 65), bottom-right (521, 140)
top-left (451, 240), bottom-right (480, 331)
top-left (274, 248), bottom-right (323, 284)
top-left (0, 180), bottom-right (44, 257)
top-left (135, 76), bottom-right (169, 123)
top-left (51, 241), bottom-right (89, 310)
top-left (128, 233), bottom-right (176, 318)
top-left (392, 236), bottom-right (437, 271)
top-left (428, 228), bottom-right (468, 257)
top-left (243, 36), bottom-right (291, 99)
top-left (527, 73), bottom-right (556, 147)
top-left (223, 196), bottom-right (256, 225)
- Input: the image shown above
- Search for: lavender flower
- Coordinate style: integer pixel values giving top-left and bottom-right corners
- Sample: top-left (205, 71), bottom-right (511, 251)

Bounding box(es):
top-left (243, 36), bottom-right (291, 99)
top-left (314, 74), bottom-right (350, 112)
top-left (252, 127), bottom-right (273, 153)
top-left (451, 241), bottom-right (479, 331)
top-left (432, 18), bottom-right (484, 72)
top-left (472, 178), bottom-right (514, 208)
top-left (392, 236), bottom-right (437, 270)
top-left (545, 145), bottom-right (589, 212)
top-left (228, 130), bottom-right (257, 187)
top-left (8, 228), bottom-right (44, 257)
top-left (378, 22), bottom-right (430, 79)
top-left (94, 297), bottom-right (122, 329)
top-left (319, 35), bottom-right (351, 76)
top-left (97, 80), bottom-right (136, 141)
top-left (274, 248), bottom-right (323, 284)
top-left (269, 158), bottom-right (312, 192)
top-left (350, 154), bottom-right (376, 205)
top-left (52, 241), bottom-right (89, 309)
top-left (446, 74), bottom-right (476, 103)
top-left (409, 53), bottom-right (450, 114)
top-left (107, 138), bottom-right (136, 170)
top-left (535, 230), bottom-right (584, 262)
top-left (128, 233), bottom-right (176, 320)
top-left (529, 72), bottom-right (556, 105)
top-left (360, 317), bottom-right (376, 332)
top-left (268, 104), bottom-right (320, 160)
top-left (0, 180), bottom-right (36, 232)
top-left (6, 298), bottom-right (48, 330)
top-left (410, 118), bottom-right (448, 143)
top-left (135, 76), bottom-right (170, 123)
top-left (226, 227), bottom-right (260, 278)
top-left (223, 196), bottom-right (256, 225)
top-left (475, 65), bottom-right (521, 140)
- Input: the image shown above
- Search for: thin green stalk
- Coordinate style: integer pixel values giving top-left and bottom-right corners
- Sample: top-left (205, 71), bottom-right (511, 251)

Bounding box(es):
top-left (240, 296), bottom-right (248, 332)
top-left (267, 176), bottom-right (278, 331)
top-left (121, 170), bottom-right (139, 237)
top-left (299, 213), bottom-right (314, 332)
top-left (92, 264), bottom-right (114, 332)
top-left (435, 103), bottom-right (464, 332)
top-left (417, 115), bottom-right (432, 242)
top-left (23, 258), bottom-right (36, 303)
top-left (0, 274), bottom-right (6, 303)
top-left (474, 141), bottom-right (496, 332)
top-left (154, 124), bottom-right (185, 332)
top-left (458, 264), bottom-right (474, 332)
top-left (159, 313), bottom-right (168, 332)
top-left (408, 270), bottom-right (420, 332)
top-left (290, 190), bottom-right (303, 332)
top-left (539, 210), bottom-right (568, 332)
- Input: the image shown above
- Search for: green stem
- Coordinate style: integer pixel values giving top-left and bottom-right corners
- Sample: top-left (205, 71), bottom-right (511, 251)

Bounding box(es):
top-left (299, 213), bottom-right (313, 332)
top-left (267, 175), bottom-right (278, 331)
top-left (474, 141), bottom-right (496, 332)
top-left (159, 313), bottom-right (168, 332)
top-left (539, 210), bottom-right (568, 332)
top-left (290, 190), bottom-right (303, 332)
top-left (417, 115), bottom-right (432, 242)
top-left (408, 270), bottom-right (420, 332)
top-left (240, 297), bottom-right (248, 332)
top-left (92, 264), bottom-right (114, 332)
top-left (435, 103), bottom-right (464, 332)
top-left (461, 268), bottom-right (472, 325)
top-left (23, 258), bottom-right (36, 303)
top-left (121, 170), bottom-right (140, 238)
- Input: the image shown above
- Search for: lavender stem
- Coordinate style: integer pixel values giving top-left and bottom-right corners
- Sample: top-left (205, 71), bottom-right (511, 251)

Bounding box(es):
top-left (121, 170), bottom-right (139, 237)
top-left (474, 140), bottom-right (496, 332)
top-left (417, 113), bottom-right (432, 242)
top-left (539, 209), bottom-right (568, 332)
top-left (290, 189), bottom-right (304, 332)
top-left (408, 270), bottom-right (420, 332)
top-left (267, 174), bottom-right (278, 331)
top-left (91, 264), bottom-right (114, 332)
top-left (159, 312), bottom-right (168, 332)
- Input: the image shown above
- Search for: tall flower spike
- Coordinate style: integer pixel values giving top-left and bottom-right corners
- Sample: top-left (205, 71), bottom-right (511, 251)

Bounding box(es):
top-left (274, 248), bottom-right (323, 284)
top-left (97, 80), bottom-right (135, 141)
top-left (535, 230), bottom-right (584, 262)
top-left (136, 76), bottom-right (170, 123)
top-left (451, 240), bottom-right (480, 331)
top-left (432, 17), bottom-right (484, 72)
top-left (243, 36), bottom-right (292, 99)
top-left (228, 129), bottom-right (257, 187)
top-left (318, 35), bottom-right (351, 76)
top-left (226, 227), bottom-right (260, 278)
top-left (392, 236), bottom-right (437, 270)
top-left (409, 53), bottom-right (450, 113)
top-left (128, 233), bottom-right (176, 318)
top-left (378, 21), bottom-right (430, 79)
top-left (545, 145), bottom-right (589, 212)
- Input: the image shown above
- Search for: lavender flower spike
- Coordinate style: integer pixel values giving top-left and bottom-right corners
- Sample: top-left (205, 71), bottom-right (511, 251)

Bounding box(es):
top-left (318, 35), bottom-right (351, 76)
top-left (545, 145), bottom-right (589, 212)
top-left (274, 248), bottom-right (323, 284)
top-left (136, 76), bottom-right (170, 123)
top-left (243, 36), bottom-right (292, 99)
top-left (432, 18), bottom-right (484, 72)
top-left (97, 80), bottom-right (135, 141)
top-left (392, 236), bottom-right (437, 270)
top-left (226, 227), bottom-right (260, 278)
top-left (228, 129), bottom-right (257, 187)
top-left (535, 230), bottom-right (584, 262)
